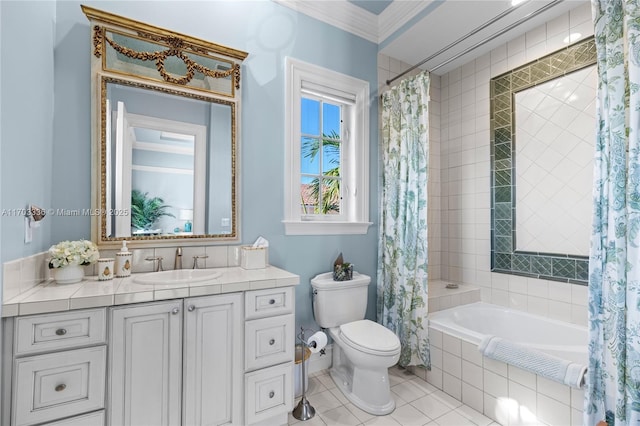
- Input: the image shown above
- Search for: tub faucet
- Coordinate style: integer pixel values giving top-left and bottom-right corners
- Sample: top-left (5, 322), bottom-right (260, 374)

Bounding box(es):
top-left (175, 247), bottom-right (183, 270)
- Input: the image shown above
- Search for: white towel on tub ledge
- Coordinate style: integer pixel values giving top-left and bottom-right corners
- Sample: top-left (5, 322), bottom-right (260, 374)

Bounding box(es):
top-left (478, 335), bottom-right (587, 389)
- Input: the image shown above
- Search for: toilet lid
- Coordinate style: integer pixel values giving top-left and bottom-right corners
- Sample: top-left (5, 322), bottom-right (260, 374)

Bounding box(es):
top-left (339, 320), bottom-right (400, 355)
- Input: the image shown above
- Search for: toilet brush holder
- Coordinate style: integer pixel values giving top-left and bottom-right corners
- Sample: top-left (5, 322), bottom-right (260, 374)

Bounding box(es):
top-left (292, 328), bottom-right (317, 421)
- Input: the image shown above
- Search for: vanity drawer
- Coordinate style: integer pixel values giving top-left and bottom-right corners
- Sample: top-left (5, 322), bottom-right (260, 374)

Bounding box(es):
top-left (42, 410), bottom-right (105, 426)
top-left (245, 362), bottom-right (293, 425)
top-left (13, 346), bottom-right (106, 426)
top-left (14, 308), bottom-right (106, 356)
top-left (245, 314), bottom-right (294, 371)
top-left (245, 287), bottom-right (293, 320)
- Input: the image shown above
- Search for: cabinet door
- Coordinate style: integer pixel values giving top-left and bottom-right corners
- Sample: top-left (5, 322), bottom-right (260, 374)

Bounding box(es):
top-left (109, 301), bottom-right (182, 426)
top-left (183, 293), bottom-right (243, 426)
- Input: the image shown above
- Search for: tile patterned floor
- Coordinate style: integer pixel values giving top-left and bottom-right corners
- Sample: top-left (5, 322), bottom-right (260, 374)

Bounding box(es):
top-left (288, 366), bottom-right (499, 426)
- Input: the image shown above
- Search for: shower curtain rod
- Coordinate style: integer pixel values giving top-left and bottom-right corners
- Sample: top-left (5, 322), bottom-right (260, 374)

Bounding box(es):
top-left (385, 0), bottom-right (565, 86)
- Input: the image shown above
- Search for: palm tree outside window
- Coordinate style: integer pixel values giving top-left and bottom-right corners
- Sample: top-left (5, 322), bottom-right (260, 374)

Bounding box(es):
top-left (300, 97), bottom-right (342, 215)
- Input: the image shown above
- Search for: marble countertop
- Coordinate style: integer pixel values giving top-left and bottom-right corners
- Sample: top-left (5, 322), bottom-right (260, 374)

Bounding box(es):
top-left (2, 266), bottom-right (299, 317)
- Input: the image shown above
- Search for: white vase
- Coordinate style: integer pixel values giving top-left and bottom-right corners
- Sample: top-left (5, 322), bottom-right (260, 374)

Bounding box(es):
top-left (52, 264), bottom-right (85, 285)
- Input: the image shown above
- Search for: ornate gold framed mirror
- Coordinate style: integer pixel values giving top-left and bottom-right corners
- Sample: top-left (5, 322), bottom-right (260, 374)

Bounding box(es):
top-left (83, 6), bottom-right (247, 248)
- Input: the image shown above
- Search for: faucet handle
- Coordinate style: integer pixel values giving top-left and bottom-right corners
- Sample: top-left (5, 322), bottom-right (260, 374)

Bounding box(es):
top-left (145, 256), bottom-right (164, 272)
top-left (192, 255), bottom-right (209, 269)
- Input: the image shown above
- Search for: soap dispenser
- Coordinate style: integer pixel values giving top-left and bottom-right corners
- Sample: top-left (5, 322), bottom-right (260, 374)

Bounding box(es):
top-left (115, 240), bottom-right (133, 278)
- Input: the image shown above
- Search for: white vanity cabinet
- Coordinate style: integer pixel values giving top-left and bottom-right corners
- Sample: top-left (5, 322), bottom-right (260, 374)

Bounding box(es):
top-left (108, 293), bottom-right (243, 426)
top-left (1, 275), bottom-right (298, 426)
top-left (4, 308), bottom-right (107, 426)
top-left (244, 287), bottom-right (295, 425)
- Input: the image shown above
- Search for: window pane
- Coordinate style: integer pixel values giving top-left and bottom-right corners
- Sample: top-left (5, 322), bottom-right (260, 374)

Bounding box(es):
top-left (322, 178), bottom-right (340, 214)
top-left (322, 140), bottom-right (340, 174)
top-left (301, 137), bottom-right (320, 174)
top-left (300, 175), bottom-right (317, 214)
top-left (322, 103), bottom-right (341, 138)
top-left (301, 98), bottom-right (319, 135)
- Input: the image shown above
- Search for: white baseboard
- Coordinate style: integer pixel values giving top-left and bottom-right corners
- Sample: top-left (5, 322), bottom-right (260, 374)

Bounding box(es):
top-left (307, 343), bottom-right (332, 375)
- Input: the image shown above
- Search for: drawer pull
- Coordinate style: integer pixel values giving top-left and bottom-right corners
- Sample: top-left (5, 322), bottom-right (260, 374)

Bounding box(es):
top-left (269, 299), bottom-right (276, 305)
top-left (55, 328), bottom-right (67, 336)
top-left (55, 384), bottom-right (67, 392)
top-left (269, 391), bottom-right (275, 398)
top-left (171, 307), bottom-right (180, 315)
top-left (188, 305), bottom-right (195, 312)
top-left (269, 339), bottom-right (275, 345)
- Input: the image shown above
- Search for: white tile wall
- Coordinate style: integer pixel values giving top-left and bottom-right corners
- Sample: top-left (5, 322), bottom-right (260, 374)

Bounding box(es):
top-left (435, 2), bottom-right (593, 326)
top-left (3, 244), bottom-right (243, 304)
top-left (515, 66), bottom-right (596, 256)
top-left (2, 252), bottom-right (49, 303)
top-left (422, 327), bottom-right (584, 425)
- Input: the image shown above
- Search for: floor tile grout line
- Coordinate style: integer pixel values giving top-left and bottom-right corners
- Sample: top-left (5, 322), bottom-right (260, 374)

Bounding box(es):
top-left (290, 366), bottom-right (492, 426)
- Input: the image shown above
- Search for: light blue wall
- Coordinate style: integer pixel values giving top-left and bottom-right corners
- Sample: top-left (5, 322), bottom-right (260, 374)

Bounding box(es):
top-left (3, 1), bottom-right (379, 331)
top-left (0, 2), bottom-right (56, 270)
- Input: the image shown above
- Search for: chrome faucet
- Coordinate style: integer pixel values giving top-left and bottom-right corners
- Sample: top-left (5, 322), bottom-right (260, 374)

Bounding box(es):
top-left (175, 247), bottom-right (183, 270)
top-left (145, 256), bottom-right (164, 272)
top-left (192, 255), bottom-right (209, 269)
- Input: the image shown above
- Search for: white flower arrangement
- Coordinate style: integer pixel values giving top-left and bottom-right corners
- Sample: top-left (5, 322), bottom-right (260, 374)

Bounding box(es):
top-left (48, 240), bottom-right (100, 269)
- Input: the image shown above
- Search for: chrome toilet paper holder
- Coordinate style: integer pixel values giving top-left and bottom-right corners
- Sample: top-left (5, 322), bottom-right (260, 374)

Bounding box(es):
top-left (292, 327), bottom-right (325, 421)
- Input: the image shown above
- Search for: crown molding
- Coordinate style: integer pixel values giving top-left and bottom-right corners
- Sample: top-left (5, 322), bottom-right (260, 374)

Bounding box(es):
top-left (377, 1), bottom-right (433, 43)
top-left (272, 0), bottom-right (378, 43)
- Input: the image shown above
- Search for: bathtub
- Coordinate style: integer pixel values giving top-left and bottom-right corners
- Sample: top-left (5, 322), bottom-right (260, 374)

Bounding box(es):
top-left (428, 302), bottom-right (588, 365)
top-left (423, 302), bottom-right (587, 425)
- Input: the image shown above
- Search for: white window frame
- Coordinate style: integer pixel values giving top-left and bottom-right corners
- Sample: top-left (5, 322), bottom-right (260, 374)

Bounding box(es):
top-left (284, 57), bottom-right (372, 235)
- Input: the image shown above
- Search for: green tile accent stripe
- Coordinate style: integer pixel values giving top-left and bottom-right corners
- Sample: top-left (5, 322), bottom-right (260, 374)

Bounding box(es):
top-left (495, 159), bottom-right (511, 171)
top-left (494, 143), bottom-right (511, 161)
top-left (489, 36), bottom-right (595, 285)
top-left (495, 236), bottom-right (513, 253)
top-left (532, 257), bottom-right (552, 276)
top-left (513, 254), bottom-right (531, 273)
top-left (495, 203), bottom-right (511, 220)
top-left (495, 169), bottom-right (511, 187)
top-left (495, 220), bottom-right (512, 237)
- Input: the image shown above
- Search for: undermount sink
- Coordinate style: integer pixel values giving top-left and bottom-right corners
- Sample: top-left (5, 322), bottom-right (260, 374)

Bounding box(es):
top-left (133, 269), bottom-right (222, 285)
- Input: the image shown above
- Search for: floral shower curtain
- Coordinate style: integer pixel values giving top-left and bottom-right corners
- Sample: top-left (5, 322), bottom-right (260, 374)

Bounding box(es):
top-left (586, 0), bottom-right (640, 424)
top-left (377, 71), bottom-right (430, 368)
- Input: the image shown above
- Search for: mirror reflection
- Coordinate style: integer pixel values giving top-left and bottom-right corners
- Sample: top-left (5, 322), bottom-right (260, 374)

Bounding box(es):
top-left (103, 80), bottom-right (234, 239)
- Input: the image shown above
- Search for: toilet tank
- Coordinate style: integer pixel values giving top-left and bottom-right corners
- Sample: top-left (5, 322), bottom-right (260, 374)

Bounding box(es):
top-left (311, 272), bottom-right (371, 328)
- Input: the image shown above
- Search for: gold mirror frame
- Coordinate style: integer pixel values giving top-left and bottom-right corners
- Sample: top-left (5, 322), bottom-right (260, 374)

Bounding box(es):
top-left (83, 6), bottom-right (248, 248)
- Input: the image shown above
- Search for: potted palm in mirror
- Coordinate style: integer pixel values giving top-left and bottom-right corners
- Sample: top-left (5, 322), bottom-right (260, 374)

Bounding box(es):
top-left (131, 189), bottom-right (175, 235)
top-left (48, 240), bottom-right (100, 284)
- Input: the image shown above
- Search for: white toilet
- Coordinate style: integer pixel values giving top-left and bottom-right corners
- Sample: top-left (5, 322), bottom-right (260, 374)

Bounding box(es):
top-left (311, 272), bottom-right (401, 415)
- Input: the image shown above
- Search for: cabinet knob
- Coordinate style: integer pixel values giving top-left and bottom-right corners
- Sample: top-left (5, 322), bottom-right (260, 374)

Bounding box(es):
top-left (55, 384), bottom-right (67, 392)
top-left (55, 328), bottom-right (67, 336)
top-left (269, 339), bottom-right (275, 346)
top-left (188, 305), bottom-right (196, 312)
top-left (269, 391), bottom-right (275, 398)
top-left (171, 307), bottom-right (180, 315)
top-left (268, 299), bottom-right (276, 305)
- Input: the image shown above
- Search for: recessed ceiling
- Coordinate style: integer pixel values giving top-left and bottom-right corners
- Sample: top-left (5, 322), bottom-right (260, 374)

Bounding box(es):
top-left (274, 0), bottom-right (590, 76)
top-left (348, 0), bottom-right (393, 15)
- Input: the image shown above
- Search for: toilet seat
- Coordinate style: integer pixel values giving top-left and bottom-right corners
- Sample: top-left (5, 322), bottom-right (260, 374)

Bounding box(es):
top-left (339, 320), bottom-right (400, 356)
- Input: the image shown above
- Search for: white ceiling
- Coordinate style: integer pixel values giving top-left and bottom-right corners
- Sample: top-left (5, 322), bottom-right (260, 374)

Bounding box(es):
top-left (274, 0), bottom-right (590, 76)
